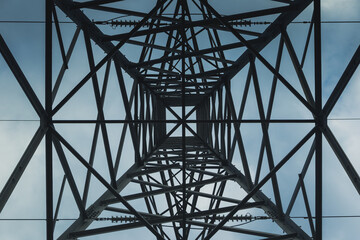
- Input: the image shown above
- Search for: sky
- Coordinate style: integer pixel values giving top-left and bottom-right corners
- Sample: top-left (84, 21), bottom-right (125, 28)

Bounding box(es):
top-left (0, 0), bottom-right (359, 239)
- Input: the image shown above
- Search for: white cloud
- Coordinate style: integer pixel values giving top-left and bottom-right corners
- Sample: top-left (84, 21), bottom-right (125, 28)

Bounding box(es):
top-left (322, 0), bottom-right (360, 19)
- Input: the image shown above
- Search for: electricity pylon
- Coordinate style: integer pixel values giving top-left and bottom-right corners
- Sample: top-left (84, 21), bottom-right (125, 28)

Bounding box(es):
top-left (0, 0), bottom-right (359, 239)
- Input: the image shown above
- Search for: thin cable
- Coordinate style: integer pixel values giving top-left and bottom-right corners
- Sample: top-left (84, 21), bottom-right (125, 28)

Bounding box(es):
top-left (0, 20), bottom-right (73, 24)
top-left (0, 118), bottom-right (358, 122)
top-left (291, 215), bottom-right (360, 219)
top-left (328, 118), bottom-right (360, 121)
top-left (294, 20), bottom-right (360, 24)
top-left (1, 215), bottom-right (360, 221)
top-left (0, 120), bottom-right (40, 122)
top-left (0, 218), bottom-right (76, 221)
top-left (0, 20), bottom-right (359, 24)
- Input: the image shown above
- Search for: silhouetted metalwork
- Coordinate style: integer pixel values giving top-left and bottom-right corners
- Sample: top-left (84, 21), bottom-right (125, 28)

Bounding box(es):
top-left (0, 0), bottom-right (359, 239)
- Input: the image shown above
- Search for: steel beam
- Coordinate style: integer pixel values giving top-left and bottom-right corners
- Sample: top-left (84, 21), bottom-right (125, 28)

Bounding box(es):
top-left (73, 0), bottom-right (125, 8)
top-left (299, 174), bottom-right (315, 237)
top-left (0, 126), bottom-right (46, 213)
top-left (54, 0), bottom-right (183, 124)
top-left (186, 120), bottom-right (312, 240)
top-left (314, 1), bottom-right (322, 239)
top-left (54, 140), bottom-right (146, 240)
top-left (52, 27), bottom-right (81, 101)
top-left (184, 0), bottom-right (313, 121)
top-left (0, 35), bottom-right (45, 118)
top-left (323, 126), bottom-right (360, 194)
top-left (1, 0), bottom-right (358, 239)
top-left (47, 1), bottom-right (327, 239)
top-left (52, 137), bottom-right (86, 216)
top-left (223, 162), bottom-right (312, 240)
top-left (84, 32), bottom-right (117, 187)
top-left (251, 58), bottom-right (283, 213)
top-left (52, 0), bottom-right (167, 116)
top-left (45, 1), bottom-right (54, 239)
top-left (204, 128), bottom-right (315, 240)
top-left (70, 203), bottom-right (270, 238)
top-left (323, 44), bottom-right (360, 117)
top-left (282, 29), bottom-right (315, 108)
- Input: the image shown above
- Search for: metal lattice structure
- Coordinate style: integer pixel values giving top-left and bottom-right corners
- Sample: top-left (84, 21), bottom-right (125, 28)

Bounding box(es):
top-left (0, 0), bottom-right (359, 239)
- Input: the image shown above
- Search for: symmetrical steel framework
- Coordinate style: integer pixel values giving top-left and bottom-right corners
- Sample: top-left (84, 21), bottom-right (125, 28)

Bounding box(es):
top-left (0, 0), bottom-right (359, 239)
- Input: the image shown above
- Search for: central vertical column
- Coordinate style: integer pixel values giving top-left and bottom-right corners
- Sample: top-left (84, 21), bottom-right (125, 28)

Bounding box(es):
top-left (314, 0), bottom-right (322, 239)
top-left (45, 0), bottom-right (53, 239)
top-left (181, 1), bottom-right (187, 239)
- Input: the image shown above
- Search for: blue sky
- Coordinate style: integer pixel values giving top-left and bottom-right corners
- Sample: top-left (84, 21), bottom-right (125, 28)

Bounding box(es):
top-left (0, 0), bottom-right (359, 239)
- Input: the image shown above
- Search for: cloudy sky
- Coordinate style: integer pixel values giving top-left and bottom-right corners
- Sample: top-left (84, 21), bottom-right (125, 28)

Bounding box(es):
top-left (0, 0), bottom-right (359, 239)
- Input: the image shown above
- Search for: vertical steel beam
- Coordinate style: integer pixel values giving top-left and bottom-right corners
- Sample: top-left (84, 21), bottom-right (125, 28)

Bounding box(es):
top-left (315, 130), bottom-right (322, 240)
top-left (180, 2), bottom-right (187, 238)
top-left (45, 0), bottom-right (53, 239)
top-left (314, 0), bottom-right (322, 239)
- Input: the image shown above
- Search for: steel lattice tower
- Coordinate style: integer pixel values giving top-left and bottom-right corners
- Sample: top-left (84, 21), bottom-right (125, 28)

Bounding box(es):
top-left (0, 0), bottom-right (359, 239)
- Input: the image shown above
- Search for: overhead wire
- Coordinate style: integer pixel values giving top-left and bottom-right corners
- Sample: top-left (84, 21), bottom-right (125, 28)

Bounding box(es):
top-left (328, 118), bottom-right (360, 121)
top-left (0, 20), bottom-right (359, 24)
top-left (1, 215), bottom-right (360, 221)
top-left (0, 118), bottom-right (360, 122)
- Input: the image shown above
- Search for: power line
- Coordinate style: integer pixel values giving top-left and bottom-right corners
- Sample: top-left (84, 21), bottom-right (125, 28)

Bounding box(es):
top-left (328, 118), bottom-right (360, 121)
top-left (295, 20), bottom-right (360, 24)
top-left (1, 215), bottom-right (360, 221)
top-left (0, 118), bottom-right (359, 122)
top-left (291, 215), bottom-right (360, 219)
top-left (0, 20), bottom-right (73, 24)
top-left (0, 20), bottom-right (359, 24)
top-left (0, 218), bottom-right (75, 221)
top-left (0, 120), bottom-right (39, 122)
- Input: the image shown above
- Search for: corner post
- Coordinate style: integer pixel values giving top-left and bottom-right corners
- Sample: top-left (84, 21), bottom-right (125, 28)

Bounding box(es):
top-left (314, 0), bottom-right (322, 239)
top-left (45, 0), bottom-right (54, 239)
